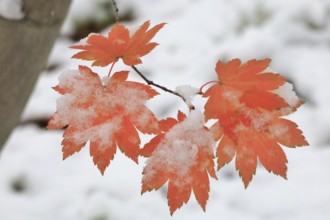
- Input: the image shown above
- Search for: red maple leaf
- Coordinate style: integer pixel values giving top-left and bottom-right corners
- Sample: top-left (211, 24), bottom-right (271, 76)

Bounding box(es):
top-left (215, 108), bottom-right (308, 187)
top-left (48, 66), bottom-right (160, 174)
top-left (141, 111), bottom-right (216, 214)
top-left (202, 59), bottom-right (308, 187)
top-left (70, 21), bottom-right (165, 66)
top-left (203, 59), bottom-right (288, 120)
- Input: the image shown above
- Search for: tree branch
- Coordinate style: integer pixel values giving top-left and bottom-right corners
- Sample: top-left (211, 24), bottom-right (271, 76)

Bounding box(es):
top-left (111, 0), bottom-right (119, 23)
top-left (131, 65), bottom-right (186, 102)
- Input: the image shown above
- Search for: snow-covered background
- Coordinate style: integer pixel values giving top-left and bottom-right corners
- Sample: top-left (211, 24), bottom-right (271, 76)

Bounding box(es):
top-left (1, 0), bottom-right (330, 219)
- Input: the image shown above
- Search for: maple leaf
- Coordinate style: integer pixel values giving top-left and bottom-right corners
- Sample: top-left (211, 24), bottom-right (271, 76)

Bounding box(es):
top-left (141, 111), bottom-right (216, 215)
top-left (202, 58), bottom-right (308, 187)
top-left (48, 66), bottom-right (160, 174)
top-left (70, 21), bottom-right (165, 66)
top-left (203, 59), bottom-right (288, 120)
top-left (215, 107), bottom-right (308, 187)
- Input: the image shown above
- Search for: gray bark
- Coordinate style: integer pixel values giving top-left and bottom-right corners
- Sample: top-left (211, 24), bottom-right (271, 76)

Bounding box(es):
top-left (0, 0), bottom-right (71, 151)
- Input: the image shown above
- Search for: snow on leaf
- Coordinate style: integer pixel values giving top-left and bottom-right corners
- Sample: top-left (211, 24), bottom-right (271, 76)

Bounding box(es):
top-left (141, 110), bottom-right (216, 214)
top-left (273, 82), bottom-right (302, 108)
top-left (48, 66), bottom-right (160, 174)
top-left (235, 130), bottom-right (258, 188)
top-left (140, 111), bottom-right (186, 157)
top-left (269, 118), bottom-right (309, 147)
top-left (216, 135), bottom-right (235, 169)
top-left (70, 21), bottom-right (165, 66)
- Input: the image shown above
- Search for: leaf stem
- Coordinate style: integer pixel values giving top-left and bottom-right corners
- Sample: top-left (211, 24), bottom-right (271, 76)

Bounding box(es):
top-left (131, 65), bottom-right (186, 103)
top-left (199, 80), bottom-right (220, 94)
top-left (108, 61), bottom-right (116, 77)
top-left (111, 0), bottom-right (120, 23)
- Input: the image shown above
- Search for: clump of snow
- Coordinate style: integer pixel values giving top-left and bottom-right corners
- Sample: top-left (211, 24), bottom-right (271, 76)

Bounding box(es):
top-left (257, 68), bottom-right (300, 109)
top-left (89, 117), bottom-right (122, 147)
top-left (74, 33), bottom-right (99, 47)
top-left (143, 110), bottom-right (215, 185)
top-left (273, 82), bottom-right (300, 107)
top-left (0, 0), bottom-right (24, 20)
top-left (109, 83), bottom-right (150, 114)
top-left (77, 36), bottom-right (88, 46)
top-left (101, 76), bottom-right (110, 85)
top-left (57, 69), bottom-right (81, 88)
top-left (174, 85), bottom-right (199, 106)
top-left (158, 139), bottom-right (199, 176)
top-left (55, 70), bottom-right (94, 127)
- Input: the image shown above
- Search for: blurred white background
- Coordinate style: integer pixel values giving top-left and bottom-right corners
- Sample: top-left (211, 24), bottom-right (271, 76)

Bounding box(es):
top-left (1, 0), bottom-right (330, 219)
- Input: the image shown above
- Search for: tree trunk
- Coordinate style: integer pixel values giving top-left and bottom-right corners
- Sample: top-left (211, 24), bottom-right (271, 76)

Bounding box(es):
top-left (0, 0), bottom-right (71, 151)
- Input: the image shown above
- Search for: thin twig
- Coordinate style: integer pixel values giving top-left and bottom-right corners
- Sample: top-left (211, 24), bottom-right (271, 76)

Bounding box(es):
top-left (131, 66), bottom-right (186, 102)
top-left (111, 0), bottom-right (119, 23)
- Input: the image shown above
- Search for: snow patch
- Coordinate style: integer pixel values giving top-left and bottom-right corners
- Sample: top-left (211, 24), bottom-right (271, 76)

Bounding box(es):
top-left (174, 85), bottom-right (199, 106)
top-left (112, 85), bottom-right (149, 115)
top-left (273, 82), bottom-right (300, 107)
top-left (0, 0), bottom-right (24, 20)
top-left (75, 33), bottom-right (99, 47)
top-left (101, 76), bottom-right (110, 85)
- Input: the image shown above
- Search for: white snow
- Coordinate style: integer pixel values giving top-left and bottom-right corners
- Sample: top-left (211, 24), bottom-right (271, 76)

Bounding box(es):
top-left (174, 85), bottom-right (199, 106)
top-left (53, 69), bottom-right (102, 128)
top-left (2, 0), bottom-right (330, 219)
top-left (0, 0), bottom-right (24, 20)
top-left (242, 108), bottom-right (272, 131)
top-left (273, 82), bottom-right (300, 107)
top-left (110, 83), bottom-right (151, 115)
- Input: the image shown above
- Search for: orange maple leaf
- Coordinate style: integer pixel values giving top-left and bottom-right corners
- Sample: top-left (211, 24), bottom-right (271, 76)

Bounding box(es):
top-left (202, 59), bottom-right (308, 187)
top-left (215, 108), bottom-right (308, 187)
top-left (70, 21), bottom-right (165, 66)
top-left (141, 111), bottom-right (216, 214)
top-left (203, 59), bottom-right (288, 120)
top-left (48, 66), bottom-right (160, 174)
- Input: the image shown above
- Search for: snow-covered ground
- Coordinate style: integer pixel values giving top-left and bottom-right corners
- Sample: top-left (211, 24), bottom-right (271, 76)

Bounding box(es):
top-left (1, 0), bottom-right (330, 219)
